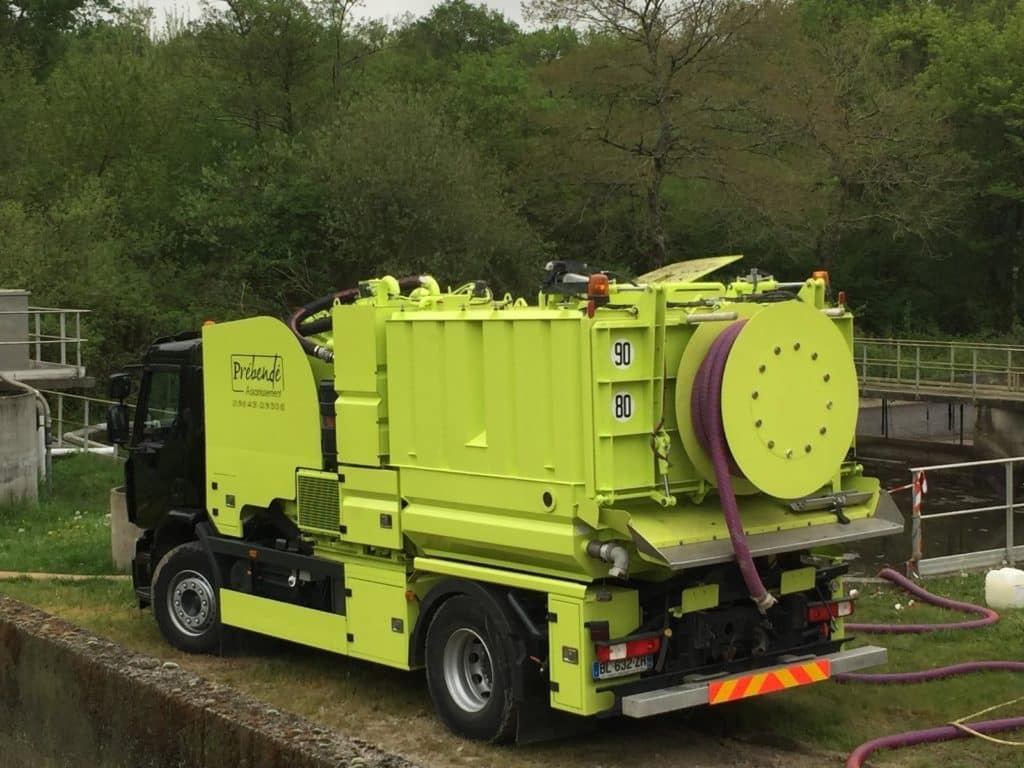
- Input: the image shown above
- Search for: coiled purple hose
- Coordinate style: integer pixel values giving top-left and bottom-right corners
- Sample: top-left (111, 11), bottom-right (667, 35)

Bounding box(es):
top-left (844, 568), bottom-right (998, 634)
top-left (691, 320), bottom-right (775, 612)
top-left (837, 568), bottom-right (1024, 767)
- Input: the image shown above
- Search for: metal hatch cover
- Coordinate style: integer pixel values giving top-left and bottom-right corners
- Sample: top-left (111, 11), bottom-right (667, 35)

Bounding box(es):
top-left (636, 255), bottom-right (744, 284)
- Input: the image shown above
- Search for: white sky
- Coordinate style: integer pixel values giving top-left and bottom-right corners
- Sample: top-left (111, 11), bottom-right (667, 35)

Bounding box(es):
top-left (144, 0), bottom-right (525, 28)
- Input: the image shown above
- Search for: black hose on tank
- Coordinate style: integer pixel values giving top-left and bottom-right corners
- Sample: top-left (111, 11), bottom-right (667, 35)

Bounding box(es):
top-left (289, 287), bottom-right (359, 362)
top-left (288, 275), bottom-right (433, 362)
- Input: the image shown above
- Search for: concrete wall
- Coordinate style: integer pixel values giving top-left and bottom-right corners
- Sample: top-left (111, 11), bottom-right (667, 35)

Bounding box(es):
top-left (0, 391), bottom-right (38, 505)
top-left (856, 436), bottom-right (975, 467)
top-left (973, 404), bottom-right (1024, 458)
top-left (0, 289), bottom-right (30, 371)
top-left (0, 596), bottom-right (418, 768)
top-left (110, 487), bottom-right (143, 571)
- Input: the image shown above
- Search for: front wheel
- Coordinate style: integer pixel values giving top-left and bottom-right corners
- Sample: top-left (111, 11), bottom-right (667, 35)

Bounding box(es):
top-left (425, 595), bottom-right (519, 742)
top-left (152, 541), bottom-right (221, 654)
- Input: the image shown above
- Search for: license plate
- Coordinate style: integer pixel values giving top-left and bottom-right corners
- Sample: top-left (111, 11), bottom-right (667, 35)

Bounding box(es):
top-left (593, 654), bottom-right (655, 680)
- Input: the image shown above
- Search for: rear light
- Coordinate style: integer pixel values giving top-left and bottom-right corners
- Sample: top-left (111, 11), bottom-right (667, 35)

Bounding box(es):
top-left (837, 290), bottom-right (847, 307)
top-left (807, 599), bottom-right (855, 624)
top-left (595, 635), bottom-right (661, 663)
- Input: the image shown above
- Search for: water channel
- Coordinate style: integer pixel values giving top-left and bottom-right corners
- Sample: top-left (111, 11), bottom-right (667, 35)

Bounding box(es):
top-left (847, 401), bottom-right (1023, 575)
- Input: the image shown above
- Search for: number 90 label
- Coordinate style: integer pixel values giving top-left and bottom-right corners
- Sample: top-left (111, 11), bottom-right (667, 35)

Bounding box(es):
top-left (612, 392), bottom-right (634, 422)
top-left (611, 339), bottom-right (633, 369)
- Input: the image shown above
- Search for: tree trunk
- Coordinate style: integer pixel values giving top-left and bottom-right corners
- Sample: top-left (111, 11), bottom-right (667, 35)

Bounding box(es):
top-left (646, 109), bottom-right (672, 269)
top-left (647, 170), bottom-right (667, 270)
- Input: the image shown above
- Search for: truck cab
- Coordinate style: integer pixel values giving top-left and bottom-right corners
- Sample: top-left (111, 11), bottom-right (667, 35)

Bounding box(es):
top-left (109, 333), bottom-right (205, 596)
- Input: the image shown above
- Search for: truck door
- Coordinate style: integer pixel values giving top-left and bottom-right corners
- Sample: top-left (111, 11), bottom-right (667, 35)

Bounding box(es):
top-left (128, 366), bottom-right (185, 529)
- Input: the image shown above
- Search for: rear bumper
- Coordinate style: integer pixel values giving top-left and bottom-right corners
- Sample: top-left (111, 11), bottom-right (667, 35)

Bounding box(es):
top-left (619, 644), bottom-right (887, 718)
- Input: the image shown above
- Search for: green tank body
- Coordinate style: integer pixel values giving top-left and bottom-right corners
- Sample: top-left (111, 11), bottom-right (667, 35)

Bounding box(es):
top-left (204, 261), bottom-right (891, 581)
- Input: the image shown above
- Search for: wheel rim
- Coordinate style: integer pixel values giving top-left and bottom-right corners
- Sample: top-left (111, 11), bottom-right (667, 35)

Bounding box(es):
top-left (167, 569), bottom-right (216, 638)
top-left (442, 627), bottom-right (494, 713)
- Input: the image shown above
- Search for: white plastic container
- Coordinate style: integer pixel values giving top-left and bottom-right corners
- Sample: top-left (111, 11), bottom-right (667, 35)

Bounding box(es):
top-left (985, 567), bottom-right (1024, 610)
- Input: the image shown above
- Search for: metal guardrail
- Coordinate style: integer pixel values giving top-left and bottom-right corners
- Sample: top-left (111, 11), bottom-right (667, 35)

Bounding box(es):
top-left (0, 306), bottom-right (90, 380)
top-left (36, 389), bottom-right (132, 459)
top-left (907, 456), bottom-right (1024, 577)
top-left (855, 337), bottom-right (1024, 400)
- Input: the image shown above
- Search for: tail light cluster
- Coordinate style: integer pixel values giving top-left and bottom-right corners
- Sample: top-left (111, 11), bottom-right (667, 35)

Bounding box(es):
top-left (807, 598), bottom-right (855, 624)
top-left (594, 635), bottom-right (661, 663)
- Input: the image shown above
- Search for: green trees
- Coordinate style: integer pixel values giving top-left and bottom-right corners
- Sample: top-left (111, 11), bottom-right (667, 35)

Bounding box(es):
top-left (525, 0), bottom-right (769, 269)
top-left (3, 0), bottom-right (1024, 378)
top-left (917, 4), bottom-right (1024, 328)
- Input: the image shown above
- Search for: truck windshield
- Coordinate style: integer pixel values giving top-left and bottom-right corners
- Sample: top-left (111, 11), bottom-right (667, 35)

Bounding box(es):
top-left (142, 370), bottom-right (180, 440)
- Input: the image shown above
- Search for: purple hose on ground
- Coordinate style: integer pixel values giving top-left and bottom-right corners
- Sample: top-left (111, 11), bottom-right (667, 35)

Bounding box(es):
top-left (845, 567), bottom-right (999, 634)
top-left (835, 660), bottom-right (1024, 684)
top-left (839, 568), bottom-right (1024, 767)
top-left (691, 321), bottom-right (775, 612)
top-left (846, 717), bottom-right (1024, 768)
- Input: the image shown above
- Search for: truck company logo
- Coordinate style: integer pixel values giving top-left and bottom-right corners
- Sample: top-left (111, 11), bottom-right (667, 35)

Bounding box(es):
top-left (231, 354), bottom-right (284, 396)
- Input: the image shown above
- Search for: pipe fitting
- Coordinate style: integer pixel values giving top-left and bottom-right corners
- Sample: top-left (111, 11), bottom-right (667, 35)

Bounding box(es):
top-left (586, 540), bottom-right (630, 579)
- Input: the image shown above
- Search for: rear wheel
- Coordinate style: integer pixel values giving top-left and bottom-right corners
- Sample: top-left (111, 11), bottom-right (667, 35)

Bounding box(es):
top-left (152, 541), bottom-right (221, 654)
top-left (425, 595), bottom-right (519, 742)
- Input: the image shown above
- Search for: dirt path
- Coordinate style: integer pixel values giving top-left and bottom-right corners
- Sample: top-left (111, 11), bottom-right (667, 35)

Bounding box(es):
top-left (0, 571), bottom-right (128, 581)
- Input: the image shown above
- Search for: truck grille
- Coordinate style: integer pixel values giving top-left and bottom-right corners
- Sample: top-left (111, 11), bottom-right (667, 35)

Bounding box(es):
top-left (296, 473), bottom-right (340, 534)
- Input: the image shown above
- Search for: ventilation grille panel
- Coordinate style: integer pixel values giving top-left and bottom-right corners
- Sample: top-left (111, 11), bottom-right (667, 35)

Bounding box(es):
top-left (297, 473), bottom-right (340, 534)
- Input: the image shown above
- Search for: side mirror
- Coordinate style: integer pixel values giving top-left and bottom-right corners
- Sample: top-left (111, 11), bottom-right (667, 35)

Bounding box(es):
top-left (108, 373), bottom-right (131, 402)
top-left (107, 404), bottom-right (130, 445)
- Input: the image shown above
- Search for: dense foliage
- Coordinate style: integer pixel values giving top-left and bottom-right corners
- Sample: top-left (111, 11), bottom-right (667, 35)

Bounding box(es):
top-left (2, 0), bottom-right (1023, 374)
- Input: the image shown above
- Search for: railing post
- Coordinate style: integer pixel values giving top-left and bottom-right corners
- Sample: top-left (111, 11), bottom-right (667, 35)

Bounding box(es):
top-left (950, 345), bottom-right (955, 384)
top-left (861, 344), bottom-right (867, 379)
top-left (1008, 461), bottom-right (1016, 567)
top-left (972, 348), bottom-right (977, 391)
top-left (75, 311), bottom-right (82, 373)
top-left (57, 394), bottom-right (64, 448)
top-left (33, 311), bottom-right (40, 362)
top-left (910, 470), bottom-right (924, 576)
top-left (897, 342), bottom-right (902, 382)
top-left (1008, 349), bottom-right (1012, 389)
top-left (59, 312), bottom-right (66, 366)
top-left (915, 346), bottom-right (920, 389)
top-left (84, 399), bottom-right (90, 452)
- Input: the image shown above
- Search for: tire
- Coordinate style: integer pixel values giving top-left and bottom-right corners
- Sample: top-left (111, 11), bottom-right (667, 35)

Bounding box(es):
top-left (152, 541), bottom-right (222, 654)
top-left (425, 595), bottom-right (519, 743)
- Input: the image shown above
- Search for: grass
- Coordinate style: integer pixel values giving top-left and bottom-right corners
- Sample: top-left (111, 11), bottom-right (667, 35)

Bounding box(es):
top-left (737, 574), bottom-right (1024, 767)
top-left (1, 575), bottom-right (1022, 768)
top-left (0, 453), bottom-right (122, 574)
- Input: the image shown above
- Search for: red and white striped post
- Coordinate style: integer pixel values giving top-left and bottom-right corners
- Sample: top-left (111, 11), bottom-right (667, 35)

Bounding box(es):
top-left (909, 470), bottom-right (927, 576)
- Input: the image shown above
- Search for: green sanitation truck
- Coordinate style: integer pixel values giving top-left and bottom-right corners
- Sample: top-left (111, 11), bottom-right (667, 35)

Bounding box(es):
top-left (107, 257), bottom-right (901, 742)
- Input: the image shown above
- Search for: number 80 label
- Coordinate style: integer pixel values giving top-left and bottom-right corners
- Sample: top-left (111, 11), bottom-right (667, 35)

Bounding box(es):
top-left (612, 392), bottom-right (634, 422)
